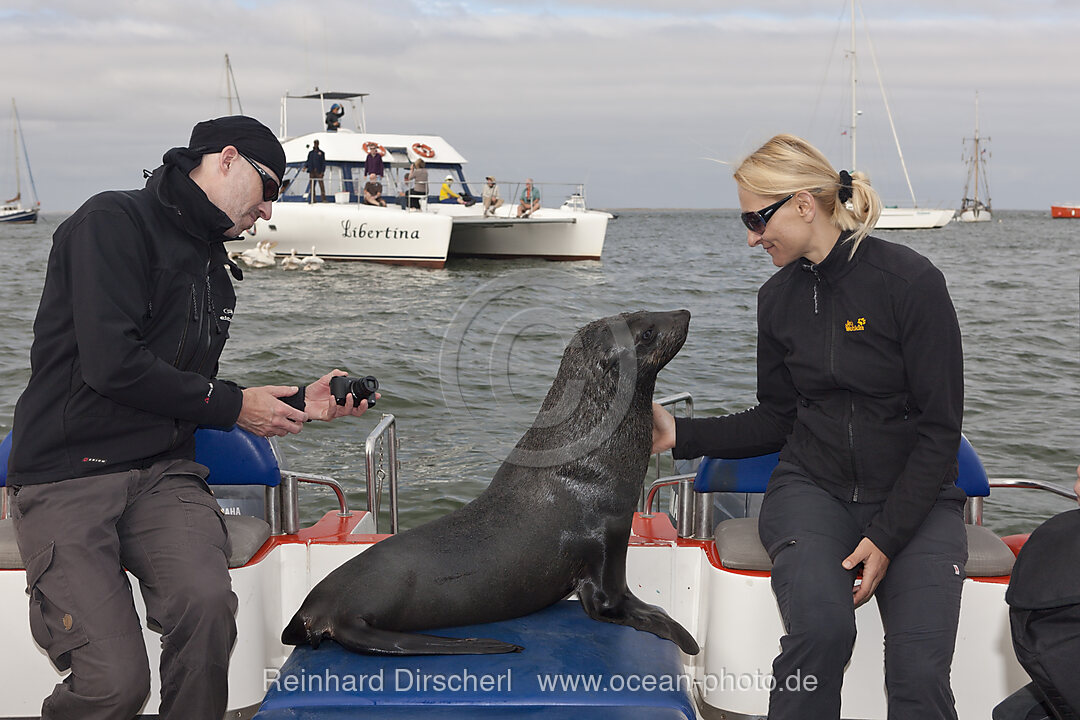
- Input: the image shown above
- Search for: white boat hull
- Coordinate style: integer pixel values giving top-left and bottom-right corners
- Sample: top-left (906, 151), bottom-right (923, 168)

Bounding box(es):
top-left (0, 509), bottom-right (1034, 719)
top-left (958, 208), bottom-right (992, 223)
top-left (437, 206), bottom-right (611, 260)
top-left (875, 207), bottom-right (955, 230)
top-left (232, 202), bottom-right (453, 268)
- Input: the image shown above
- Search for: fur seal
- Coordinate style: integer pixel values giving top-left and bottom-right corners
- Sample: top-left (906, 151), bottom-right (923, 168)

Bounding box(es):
top-left (282, 309), bottom-right (698, 656)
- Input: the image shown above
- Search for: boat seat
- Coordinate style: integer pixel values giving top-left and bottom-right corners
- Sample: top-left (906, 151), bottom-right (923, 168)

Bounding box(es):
top-left (254, 600), bottom-right (695, 719)
top-left (712, 517), bottom-right (1015, 577)
top-left (0, 427), bottom-right (274, 570)
top-left (699, 435), bottom-right (1016, 577)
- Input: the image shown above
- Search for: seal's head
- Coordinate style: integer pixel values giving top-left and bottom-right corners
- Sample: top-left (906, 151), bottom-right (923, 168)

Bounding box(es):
top-left (563, 309), bottom-right (690, 390)
top-left (517, 310), bottom-right (690, 468)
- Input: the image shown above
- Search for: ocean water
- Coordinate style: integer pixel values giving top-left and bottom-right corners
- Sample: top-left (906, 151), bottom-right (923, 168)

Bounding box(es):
top-left (1, 210), bottom-right (1076, 535)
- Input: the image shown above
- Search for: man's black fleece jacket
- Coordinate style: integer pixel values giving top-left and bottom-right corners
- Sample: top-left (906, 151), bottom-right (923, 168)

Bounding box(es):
top-left (674, 233), bottom-right (966, 559)
top-left (8, 162), bottom-right (246, 485)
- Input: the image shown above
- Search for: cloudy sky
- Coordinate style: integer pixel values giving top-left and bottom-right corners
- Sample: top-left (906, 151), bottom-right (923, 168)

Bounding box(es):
top-left (1, 0), bottom-right (1076, 212)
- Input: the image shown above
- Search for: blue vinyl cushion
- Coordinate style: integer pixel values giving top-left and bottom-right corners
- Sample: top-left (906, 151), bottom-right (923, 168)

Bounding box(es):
top-left (254, 601), bottom-right (695, 720)
top-left (194, 426), bottom-right (280, 487)
top-left (0, 426), bottom-right (279, 488)
top-left (0, 432), bottom-right (10, 487)
top-left (693, 435), bottom-right (990, 498)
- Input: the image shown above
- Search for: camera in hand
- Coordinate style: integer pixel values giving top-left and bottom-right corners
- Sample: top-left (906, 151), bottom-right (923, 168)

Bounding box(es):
top-left (329, 375), bottom-right (379, 408)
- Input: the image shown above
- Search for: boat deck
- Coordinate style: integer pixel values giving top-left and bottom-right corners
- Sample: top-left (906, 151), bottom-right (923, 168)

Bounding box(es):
top-left (254, 600), bottom-right (695, 719)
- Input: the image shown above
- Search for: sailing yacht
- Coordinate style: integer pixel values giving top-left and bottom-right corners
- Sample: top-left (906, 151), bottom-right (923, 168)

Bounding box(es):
top-left (958, 93), bottom-right (991, 223)
top-left (0, 99), bottom-right (39, 224)
top-left (842, 1), bottom-right (953, 230)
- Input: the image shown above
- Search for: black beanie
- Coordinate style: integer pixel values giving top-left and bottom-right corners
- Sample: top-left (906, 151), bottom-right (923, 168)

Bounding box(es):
top-left (171, 115), bottom-right (286, 181)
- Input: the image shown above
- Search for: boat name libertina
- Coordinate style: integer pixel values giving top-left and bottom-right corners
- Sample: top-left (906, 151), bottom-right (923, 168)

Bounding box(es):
top-left (341, 220), bottom-right (421, 240)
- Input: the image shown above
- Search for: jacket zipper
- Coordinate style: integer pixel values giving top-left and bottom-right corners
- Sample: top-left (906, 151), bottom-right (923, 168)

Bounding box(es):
top-left (192, 258), bottom-right (215, 375)
top-left (821, 268), bottom-right (860, 501)
top-left (173, 284), bottom-right (197, 367)
top-left (848, 394), bottom-right (860, 501)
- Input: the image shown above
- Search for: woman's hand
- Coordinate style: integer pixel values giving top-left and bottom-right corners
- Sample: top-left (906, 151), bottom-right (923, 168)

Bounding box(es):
top-left (651, 402), bottom-right (676, 455)
top-left (843, 537), bottom-right (891, 608)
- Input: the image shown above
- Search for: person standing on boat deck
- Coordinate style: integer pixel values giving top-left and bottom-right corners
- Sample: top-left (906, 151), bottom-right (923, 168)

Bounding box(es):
top-left (5, 115), bottom-right (375, 720)
top-left (304, 138), bottom-right (326, 203)
top-left (439, 174), bottom-right (466, 205)
top-left (652, 134), bottom-right (967, 720)
top-left (325, 102), bottom-right (343, 132)
top-left (363, 173), bottom-right (387, 207)
top-left (405, 158), bottom-right (428, 210)
top-left (482, 176), bottom-right (503, 217)
top-left (517, 178), bottom-right (541, 217)
top-left (364, 143), bottom-right (385, 179)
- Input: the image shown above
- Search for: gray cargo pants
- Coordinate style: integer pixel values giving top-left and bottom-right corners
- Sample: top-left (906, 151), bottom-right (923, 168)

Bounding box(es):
top-left (757, 462), bottom-right (967, 720)
top-left (10, 458), bottom-right (237, 720)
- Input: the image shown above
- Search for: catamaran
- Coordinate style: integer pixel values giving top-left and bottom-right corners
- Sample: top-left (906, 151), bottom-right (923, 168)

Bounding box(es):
top-left (0, 99), bottom-right (39, 224)
top-left (229, 91), bottom-right (611, 268)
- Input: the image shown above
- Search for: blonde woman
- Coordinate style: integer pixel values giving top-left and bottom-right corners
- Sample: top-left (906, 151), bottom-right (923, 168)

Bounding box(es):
top-left (653, 134), bottom-right (967, 719)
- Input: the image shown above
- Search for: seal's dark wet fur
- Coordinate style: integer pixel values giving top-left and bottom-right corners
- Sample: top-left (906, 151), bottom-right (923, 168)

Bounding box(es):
top-left (282, 310), bottom-right (697, 656)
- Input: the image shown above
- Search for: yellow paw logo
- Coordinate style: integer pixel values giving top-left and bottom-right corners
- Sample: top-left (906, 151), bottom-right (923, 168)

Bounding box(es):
top-left (845, 318), bottom-right (867, 332)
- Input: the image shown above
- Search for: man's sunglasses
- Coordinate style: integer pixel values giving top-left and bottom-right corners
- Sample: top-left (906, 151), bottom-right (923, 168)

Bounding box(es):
top-left (740, 194), bottom-right (794, 234)
top-left (238, 152), bottom-right (280, 202)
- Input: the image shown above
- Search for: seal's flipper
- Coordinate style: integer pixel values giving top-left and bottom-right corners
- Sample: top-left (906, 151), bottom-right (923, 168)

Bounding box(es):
top-left (333, 621), bottom-right (524, 656)
top-left (580, 588), bottom-right (700, 655)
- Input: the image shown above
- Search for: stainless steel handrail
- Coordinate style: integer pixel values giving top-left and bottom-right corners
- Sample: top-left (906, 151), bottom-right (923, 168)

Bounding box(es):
top-left (365, 414), bottom-right (400, 534)
top-left (990, 478), bottom-right (1078, 501)
top-left (643, 474), bottom-right (697, 515)
top-left (281, 471), bottom-right (351, 519)
top-left (642, 393), bottom-right (709, 539)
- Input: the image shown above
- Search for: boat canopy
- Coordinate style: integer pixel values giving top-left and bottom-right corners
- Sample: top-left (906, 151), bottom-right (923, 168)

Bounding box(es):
top-left (281, 132), bottom-right (468, 166)
top-left (286, 91), bottom-right (368, 101)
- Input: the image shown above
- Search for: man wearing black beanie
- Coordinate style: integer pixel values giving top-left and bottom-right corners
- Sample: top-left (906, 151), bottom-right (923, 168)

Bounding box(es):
top-left (6, 116), bottom-right (374, 720)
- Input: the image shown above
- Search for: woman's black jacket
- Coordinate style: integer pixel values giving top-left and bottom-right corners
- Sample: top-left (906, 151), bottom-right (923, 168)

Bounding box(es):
top-left (674, 233), bottom-right (965, 559)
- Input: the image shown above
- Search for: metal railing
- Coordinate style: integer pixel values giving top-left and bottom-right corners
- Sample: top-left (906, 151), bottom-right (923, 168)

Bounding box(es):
top-left (640, 392), bottom-right (714, 539)
top-left (365, 414), bottom-right (400, 534)
top-left (273, 429), bottom-right (351, 536)
top-left (963, 478), bottom-right (1079, 526)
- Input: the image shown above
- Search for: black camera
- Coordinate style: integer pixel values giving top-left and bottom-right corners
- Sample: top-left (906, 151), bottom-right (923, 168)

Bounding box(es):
top-left (329, 375), bottom-right (379, 408)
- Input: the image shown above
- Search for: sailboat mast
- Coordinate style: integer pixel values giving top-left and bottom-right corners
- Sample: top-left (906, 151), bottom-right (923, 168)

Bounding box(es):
top-left (11, 98), bottom-right (20, 200)
top-left (973, 92), bottom-right (980, 206)
top-left (850, 0), bottom-right (857, 170)
top-left (224, 54), bottom-right (244, 116)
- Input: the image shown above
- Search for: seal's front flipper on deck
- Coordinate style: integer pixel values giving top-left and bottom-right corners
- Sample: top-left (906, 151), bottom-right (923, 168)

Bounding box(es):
top-left (579, 585), bottom-right (700, 655)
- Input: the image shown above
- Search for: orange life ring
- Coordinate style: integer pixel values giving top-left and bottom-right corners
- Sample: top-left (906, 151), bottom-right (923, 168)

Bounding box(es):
top-left (363, 142), bottom-right (387, 156)
top-left (412, 143), bottom-right (435, 159)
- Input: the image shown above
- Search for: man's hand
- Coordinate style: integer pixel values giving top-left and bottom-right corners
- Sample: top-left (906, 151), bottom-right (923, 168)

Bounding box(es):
top-left (237, 386), bottom-right (307, 437)
top-left (304, 369), bottom-right (380, 422)
top-left (843, 537), bottom-right (890, 608)
top-left (651, 402), bottom-right (676, 455)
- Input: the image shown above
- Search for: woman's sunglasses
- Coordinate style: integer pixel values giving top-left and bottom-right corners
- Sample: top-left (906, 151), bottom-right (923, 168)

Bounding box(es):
top-left (740, 194), bottom-right (794, 234)
top-left (238, 152), bottom-right (281, 202)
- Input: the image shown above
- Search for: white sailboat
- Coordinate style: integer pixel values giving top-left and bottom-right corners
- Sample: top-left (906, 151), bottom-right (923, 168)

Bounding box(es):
top-left (0, 99), bottom-right (39, 224)
top-left (958, 92), bottom-right (991, 223)
top-left (844, 1), bottom-right (953, 230)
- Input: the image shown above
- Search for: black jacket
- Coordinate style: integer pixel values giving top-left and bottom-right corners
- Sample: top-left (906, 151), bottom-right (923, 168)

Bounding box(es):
top-left (8, 162), bottom-right (245, 485)
top-left (675, 233), bottom-right (965, 559)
